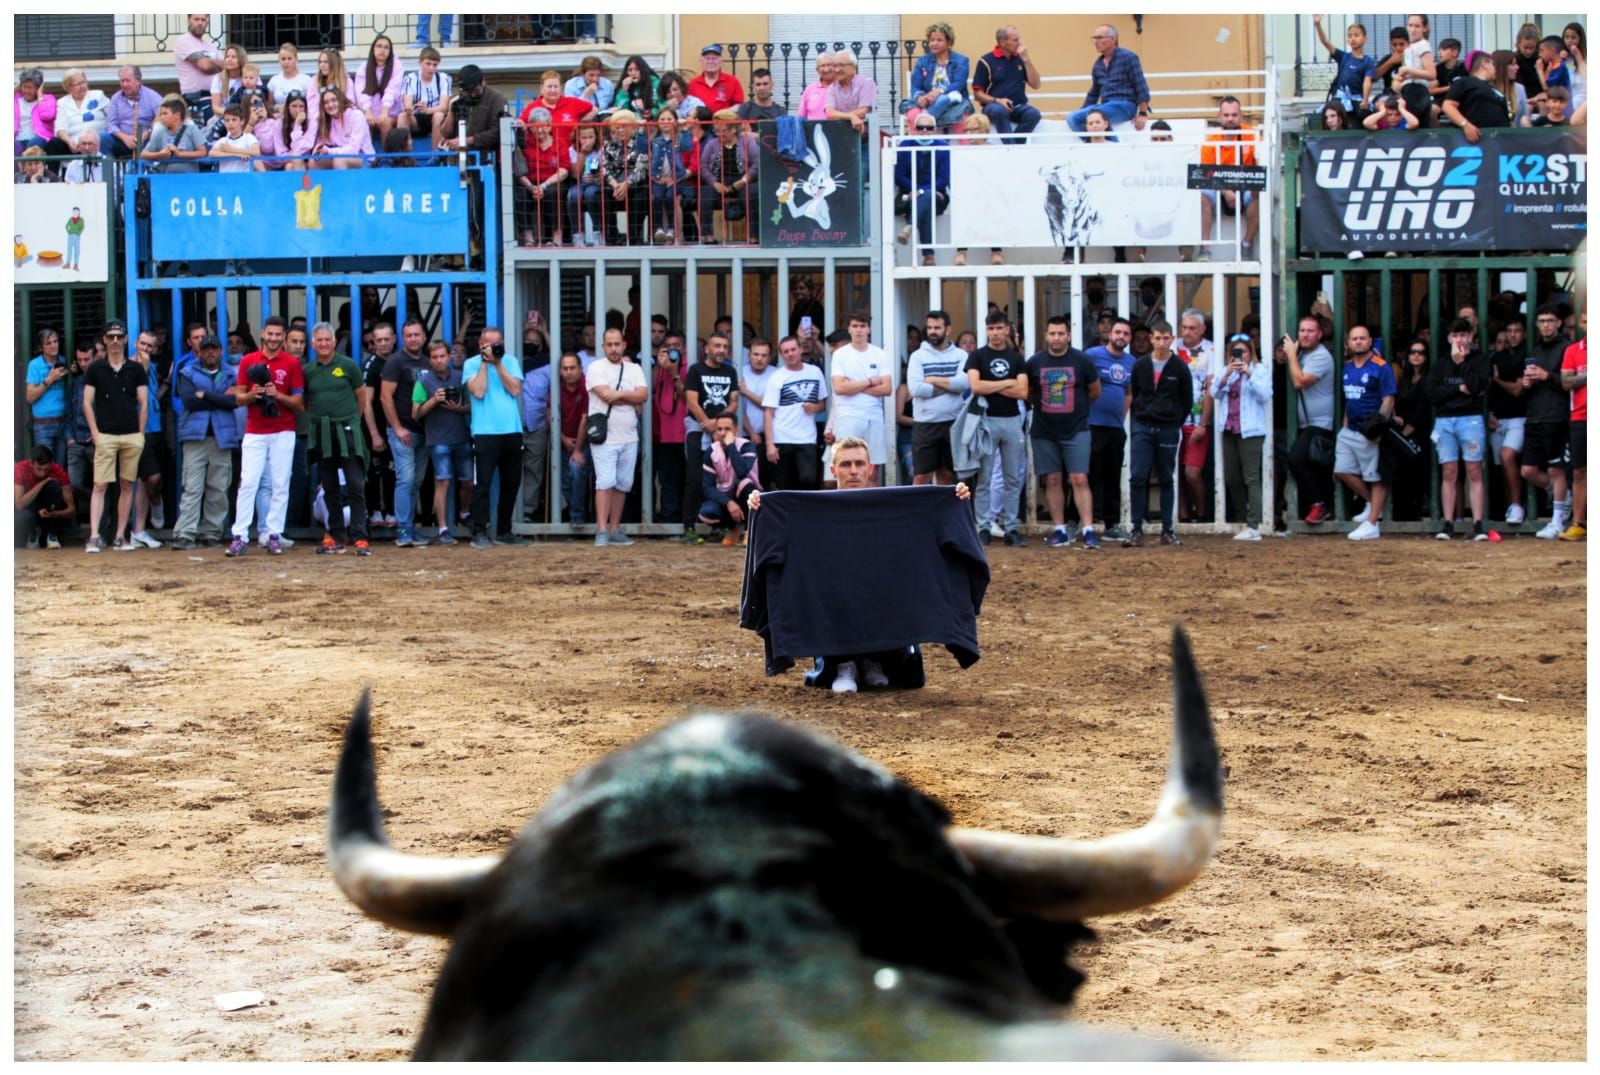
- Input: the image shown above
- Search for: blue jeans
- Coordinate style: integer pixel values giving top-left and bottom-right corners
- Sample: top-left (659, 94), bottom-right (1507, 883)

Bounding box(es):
top-left (901, 92), bottom-right (970, 128)
top-left (31, 422), bottom-right (68, 472)
top-left (563, 445), bottom-right (591, 525)
top-left (386, 428), bottom-right (429, 539)
top-left (1129, 421), bottom-right (1182, 533)
top-left (415, 14), bottom-right (453, 44)
top-left (897, 188), bottom-right (948, 257)
top-left (982, 101), bottom-right (1041, 139)
top-left (974, 413), bottom-right (1026, 532)
top-left (1066, 100), bottom-right (1139, 132)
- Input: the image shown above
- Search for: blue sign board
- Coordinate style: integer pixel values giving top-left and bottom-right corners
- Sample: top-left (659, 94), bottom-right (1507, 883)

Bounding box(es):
top-left (148, 168), bottom-right (471, 260)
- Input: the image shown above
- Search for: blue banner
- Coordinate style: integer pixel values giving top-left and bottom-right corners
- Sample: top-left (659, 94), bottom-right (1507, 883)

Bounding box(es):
top-left (148, 168), bottom-right (471, 260)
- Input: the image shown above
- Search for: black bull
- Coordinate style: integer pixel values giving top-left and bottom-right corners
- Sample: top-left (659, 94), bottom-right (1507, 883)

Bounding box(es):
top-left (328, 626), bottom-right (1223, 1060)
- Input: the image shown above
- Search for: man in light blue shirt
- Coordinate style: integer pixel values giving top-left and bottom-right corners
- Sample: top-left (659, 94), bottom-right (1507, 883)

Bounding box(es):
top-left (463, 326), bottom-right (529, 548)
top-left (519, 354), bottom-right (552, 523)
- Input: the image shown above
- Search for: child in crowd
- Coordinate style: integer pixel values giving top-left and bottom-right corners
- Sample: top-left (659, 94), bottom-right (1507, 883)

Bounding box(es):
top-left (210, 103), bottom-right (260, 173)
top-left (1362, 93), bottom-right (1421, 131)
top-left (566, 122), bottom-right (604, 245)
top-left (1527, 85), bottom-right (1572, 126)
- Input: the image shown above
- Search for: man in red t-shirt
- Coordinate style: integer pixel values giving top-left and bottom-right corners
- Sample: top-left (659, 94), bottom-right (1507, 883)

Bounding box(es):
top-left (225, 315), bottom-right (305, 556)
top-left (1558, 317), bottom-right (1587, 540)
top-left (14, 444), bottom-right (75, 549)
top-left (687, 44), bottom-right (745, 112)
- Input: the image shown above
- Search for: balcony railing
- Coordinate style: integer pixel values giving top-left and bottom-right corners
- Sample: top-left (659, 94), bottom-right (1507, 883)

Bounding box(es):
top-left (13, 13), bottom-right (613, 63)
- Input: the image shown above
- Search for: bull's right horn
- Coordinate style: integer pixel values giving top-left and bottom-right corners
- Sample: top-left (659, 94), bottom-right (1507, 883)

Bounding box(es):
top-left (327, 691), bottom-right (500, 936)
top-left (950, 624), bottom-right (1223, 921)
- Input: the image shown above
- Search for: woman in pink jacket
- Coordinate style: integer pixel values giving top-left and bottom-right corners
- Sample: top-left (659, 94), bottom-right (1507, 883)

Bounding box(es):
top-left (15, 67), bottom-right (58, 153)
top-left (294, 86), bottom-right (373, 169)
top-left (258, 88), bottom-right (310, 170)
top-left (353, 34), bottom-right (405, 146)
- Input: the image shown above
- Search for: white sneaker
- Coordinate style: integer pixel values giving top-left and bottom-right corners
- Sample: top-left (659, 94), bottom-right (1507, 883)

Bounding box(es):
top-left (130, 531), bottom-right (162, 549)
top-left (831, 661), bottom-right (859, 694)
top-left (149, 501), bottom-right (165, 529)
top-left (45, 534), bottom-right (61, 549)
top-left (1232, 527), bottom-right (1262, 542)
top-left (1348, 501), bottom-right (1369, 524)
top-left (258, 533), bottom-right (295, 548)
top-left (1505, 503), bottom-right (1526, 525)
top-left (988, 521), bottom-right (1005, 538)
top-left (861, 660), bottom-right (890, 689)
top-left (1348, 520), bottom-right (1381, 541)
top-left (1536, 518), bottom-right (1564, 539)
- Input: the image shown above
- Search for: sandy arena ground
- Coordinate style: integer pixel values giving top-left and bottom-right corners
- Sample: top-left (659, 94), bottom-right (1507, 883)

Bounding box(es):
top-left (11, 533), bottom-right (1587, 1060)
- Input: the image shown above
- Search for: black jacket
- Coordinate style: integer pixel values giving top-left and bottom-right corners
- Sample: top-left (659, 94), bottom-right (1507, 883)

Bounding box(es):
top-left (1524, 335), bottom-right (1571, 424)
top-left (1425, 350), bottom-right (1490, 417)
top-left (1129, 354), bottom-right (1194, 428)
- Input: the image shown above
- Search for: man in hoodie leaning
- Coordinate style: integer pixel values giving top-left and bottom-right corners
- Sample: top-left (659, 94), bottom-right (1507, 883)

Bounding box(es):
top-left (1123, 326), bottom-right (1194, 547)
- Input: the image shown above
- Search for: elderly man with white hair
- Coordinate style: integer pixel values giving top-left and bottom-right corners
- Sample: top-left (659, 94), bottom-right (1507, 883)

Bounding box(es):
top-left (63, 129), bottom-right (106, 182)
top-left (825, 51), bottom-right (878, 132)
top-left (1068, 23), bottom-right (1152, 132)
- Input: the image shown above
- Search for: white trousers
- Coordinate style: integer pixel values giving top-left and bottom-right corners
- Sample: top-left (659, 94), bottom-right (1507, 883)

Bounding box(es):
top-left (232, 430), bottom-right (296, 540)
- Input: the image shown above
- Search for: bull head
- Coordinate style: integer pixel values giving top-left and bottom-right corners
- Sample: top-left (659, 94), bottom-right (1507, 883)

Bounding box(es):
top-left (328, 626), bottom-right (1221, 935)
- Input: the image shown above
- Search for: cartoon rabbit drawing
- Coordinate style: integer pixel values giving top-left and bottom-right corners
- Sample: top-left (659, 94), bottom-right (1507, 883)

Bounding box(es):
top-left (784, 125), bottom-right (846, 229)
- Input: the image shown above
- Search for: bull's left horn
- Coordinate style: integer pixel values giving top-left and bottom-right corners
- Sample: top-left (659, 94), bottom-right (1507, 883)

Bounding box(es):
top-left (327, 691), bottom-right (499, 936)
top-left (949, 624), bottom-right (1223, 921)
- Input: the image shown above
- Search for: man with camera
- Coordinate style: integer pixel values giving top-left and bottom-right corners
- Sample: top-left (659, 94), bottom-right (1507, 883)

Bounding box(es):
top-left (380, 320), bottom-right (432, 547)
top-left (413, 340), bottom-right (474, 547)
top-left (463, 326), bottom-right (529, 549)
top-left (650, 334), bottom-right (689, 524)
top-left (587, 327), bottom-right (649, 546)
top-left (225, 316), bottom-right (305, 557)
top-left (440, 64), bottom-right (507, 154)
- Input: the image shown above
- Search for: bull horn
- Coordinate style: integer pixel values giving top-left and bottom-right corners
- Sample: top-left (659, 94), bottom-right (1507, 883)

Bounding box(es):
top-left (949, 625), bottom-right (1222, 921)
top-left (327, 690), bottom-right (500, 936)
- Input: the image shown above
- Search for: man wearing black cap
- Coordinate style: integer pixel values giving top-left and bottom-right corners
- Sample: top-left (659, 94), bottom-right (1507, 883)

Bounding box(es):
top-left (170, 334), bottom-right (239, 549)
top-left (689, 44), bottom-right (745, 112)
top-left (440, 64), bottom-right (508, 153)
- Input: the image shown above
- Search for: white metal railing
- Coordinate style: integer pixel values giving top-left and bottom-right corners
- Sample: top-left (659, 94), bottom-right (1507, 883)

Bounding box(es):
top-left (902, 68), bottom-right (1273, 127)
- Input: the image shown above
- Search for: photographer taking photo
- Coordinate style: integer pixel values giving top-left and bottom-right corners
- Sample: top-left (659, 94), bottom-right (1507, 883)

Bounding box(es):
top-left (463, 326), bottom-right (529, 548)
top-left (412, 340), bottom-right (473, 545)
top-left (440, 64), bottom-right (507, 153)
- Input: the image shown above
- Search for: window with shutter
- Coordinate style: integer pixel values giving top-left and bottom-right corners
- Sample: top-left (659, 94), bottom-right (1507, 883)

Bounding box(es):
top-left (14, 15), bottom-right (116, 61)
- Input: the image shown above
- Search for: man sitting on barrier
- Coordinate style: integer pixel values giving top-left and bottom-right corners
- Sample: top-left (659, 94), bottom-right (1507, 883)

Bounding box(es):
top-left (973, 25), bottom-right (1041, 140)
top-left (1197, 97), bottom-right (1259, 262)
top-left (1067, 23), bottom-right (1151, 133)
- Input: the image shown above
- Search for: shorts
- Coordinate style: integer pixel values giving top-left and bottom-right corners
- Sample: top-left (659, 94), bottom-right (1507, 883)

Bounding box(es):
top-left (1571, 420), bottom-right (1587, 470)
top-left (1201, 188), bottom-right (1255, 214)
top-left (93, 432), bottom-right (145, 484)
top-left (1180, 422), bottom-right (1210, 468)
top-left (1334, 427), bottom-right (1381, 482)
top-left (135, 437), bottom-right (163, 480)
top-left (1431, 414), bottom-right (1486, 465)
top-left (1031, 429), bottom-right (1091, 476)
top-left (429, 441), bottom-right (475, 481)
top-left (1523, 420), bottom-right (1570, 471)
top-left (591, 440), bottom-right (638, 492)
top-left (1490, 415), bottom-right (1525, 457)
top-left (831, 413), bottom-right (887, 465)
top-left (911, 420), bottom-right (955, 475)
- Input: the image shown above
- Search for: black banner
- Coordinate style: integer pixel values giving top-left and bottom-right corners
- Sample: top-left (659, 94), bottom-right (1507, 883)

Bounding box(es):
top-left (756, 120), bottom-right (863, 248)
top-left (1299, 127), bottom-right (1586, 254)
top-left (1188, 163), bottom-right (1267, 191)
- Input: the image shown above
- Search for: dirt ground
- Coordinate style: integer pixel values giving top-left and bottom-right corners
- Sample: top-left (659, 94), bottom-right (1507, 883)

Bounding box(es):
top-left (11, 533), bottom-right (1588, 1060)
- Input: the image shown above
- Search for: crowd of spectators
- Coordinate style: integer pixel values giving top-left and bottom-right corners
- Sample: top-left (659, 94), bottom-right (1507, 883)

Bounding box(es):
top-left (1312, 15), bottom-right (1587, 132)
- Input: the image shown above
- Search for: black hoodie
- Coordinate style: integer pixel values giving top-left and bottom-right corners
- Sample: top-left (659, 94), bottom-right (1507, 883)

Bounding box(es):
top-left (1129, 353), bottom-right (1194, 428)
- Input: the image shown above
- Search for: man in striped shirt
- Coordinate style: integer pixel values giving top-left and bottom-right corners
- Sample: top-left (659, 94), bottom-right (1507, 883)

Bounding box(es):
top-left (402, 47), bottom-right (454, 151)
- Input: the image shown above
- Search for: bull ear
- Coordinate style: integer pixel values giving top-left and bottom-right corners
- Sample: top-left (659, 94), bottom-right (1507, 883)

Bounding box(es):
top-left (327, 690), bottom-right (500, 936)
top-left (949, 624), bottom-right (1222, 921)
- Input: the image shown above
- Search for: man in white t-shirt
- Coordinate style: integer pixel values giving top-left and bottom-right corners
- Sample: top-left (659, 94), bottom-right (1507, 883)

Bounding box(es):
top-left (585, 327), bottom-right (648, 547)
top-left (209, 104), bottom-right (260, 173)
top-left (739, 337), bottom-right (777, 489)
top-left (829, 312), bottom-right (893, 470)
top-left (402, 46), bottom-right (454, 150)
top-left (761, 335), bottom-right (829, 490)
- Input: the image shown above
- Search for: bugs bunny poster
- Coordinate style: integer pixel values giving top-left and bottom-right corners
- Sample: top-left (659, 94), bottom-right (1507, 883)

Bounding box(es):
top-left (759, 120), bottom-right (863, 247)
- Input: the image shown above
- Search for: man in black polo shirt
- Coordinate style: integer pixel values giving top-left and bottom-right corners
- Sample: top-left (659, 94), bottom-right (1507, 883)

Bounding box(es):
top-left (964, 311), bottom-right (1030, 546)
top-left (1440, 51), bottom-right (1511, 142)
top-left (80, 320), bottom-right (149, 553)
top-left (973, 24), bottom-right (1041, 141)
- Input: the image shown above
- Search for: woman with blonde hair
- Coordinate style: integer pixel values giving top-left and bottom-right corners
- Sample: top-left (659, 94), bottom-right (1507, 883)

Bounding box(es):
top-left (54, 68), bottom-right (108, 147)
top-left (902, 21), bottom-right (971, 129)
top-left (292, 85), bottom-right (373, 169)
top-left (208, 44), bottom-right (249, 118)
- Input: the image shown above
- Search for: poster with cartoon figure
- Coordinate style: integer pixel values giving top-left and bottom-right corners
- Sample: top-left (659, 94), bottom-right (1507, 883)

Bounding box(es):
top-left (14, 182), bottom-right (109, 283)
top-left (758, 120), bottom-right (863, 248)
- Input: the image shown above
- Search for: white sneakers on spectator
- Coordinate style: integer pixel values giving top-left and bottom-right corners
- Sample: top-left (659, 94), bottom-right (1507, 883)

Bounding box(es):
top-left (130, 531), bottom-right (162, 549)
top-left (1348, 520), bottom-right (1381, 541)
top-left (150, 500), bottom-right (164, 529)
top-left (1505, 503), bottom-right (1526, 525)
top-left (1536, 518), bottom-right (1565, 539)
top-left (861, 660), bottom-right (889, 689)
top-left (831, 661), bottom-right (858, 694)
top-left (1233, 527), bottom-right (1262, 542)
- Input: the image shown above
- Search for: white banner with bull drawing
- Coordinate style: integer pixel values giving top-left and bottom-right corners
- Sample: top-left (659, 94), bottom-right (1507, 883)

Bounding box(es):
top-left (947, 143), bottom-right (1200, 249)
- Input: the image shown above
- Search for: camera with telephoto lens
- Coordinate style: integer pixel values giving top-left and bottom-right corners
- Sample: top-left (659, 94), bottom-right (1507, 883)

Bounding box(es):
top-left (488, 342), bottom-right (506, 360)
top-left (246, 362), bottom-right (278, 417)
top-left (443, 386), bottom-right (463, 405)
